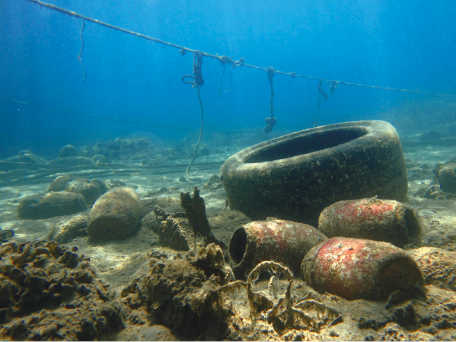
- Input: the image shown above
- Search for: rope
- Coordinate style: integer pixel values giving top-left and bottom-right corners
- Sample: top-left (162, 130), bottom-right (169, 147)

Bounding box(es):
top-left (0, 96), bottom-right (195, 131)
top-left (308, 79), bottom-right (316, 126)
top-left (264, 66), bottom-right (277, 133)
top-left (317, 79), bottom-right (329, 101)
top-left (24, 0), bottom-right (455, 98)
top-left (182, 52), bottom-right (205, 88)
top-left (218, 64), bottom-right (226, 98)
top-left (224, 57), bottom-right (244, 95)
top-left (316, 85), bottom-right (322, 127)
top-left (77, 19), bottom-right (86, 82)
top-left (182, 53), bottom-right (205, 181)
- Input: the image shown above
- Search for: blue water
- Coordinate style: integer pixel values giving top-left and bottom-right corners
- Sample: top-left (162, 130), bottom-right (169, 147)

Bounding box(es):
top-left (1, 0), bottom-right (455, 159)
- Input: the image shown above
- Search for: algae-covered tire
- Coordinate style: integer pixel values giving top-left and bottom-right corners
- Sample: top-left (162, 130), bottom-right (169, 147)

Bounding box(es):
top-left (220, 120), bottom-right (407, 225)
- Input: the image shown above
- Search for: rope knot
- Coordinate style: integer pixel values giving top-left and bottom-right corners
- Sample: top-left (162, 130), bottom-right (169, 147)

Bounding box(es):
top-left (182, 51), bottom-right (204, 88)
top-left (236, 57), bottom-right (245, 67)
top-left (330, 80), bottom-right (338, 94)
top-left (192, 51), bottom-right (204, 88)
top-left (219, 55), bottom-right (234, 65)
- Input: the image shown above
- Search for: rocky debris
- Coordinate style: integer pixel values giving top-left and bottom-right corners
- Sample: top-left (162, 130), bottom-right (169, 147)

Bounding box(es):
top-left (405, 158), bottom-right (434, 182)
top-left (412, 158), bottom-right (456, 199)
top-left (79, 136), bottom-right (165, 163)
top-left (120, 247), bottom-right (343, 340)
top-left (408, 166), bottom-right (434, 181)
top-left (113, 324), bottom-right (176, 341)
top-left (103, 179), bottom-right (127, 191)
top-left (0, 240), bottom-right (129, 340)
top-left (49, 214), bottom-right (89, 244)
top-left (190, 243), bottom-right (234, 285)
top-left (88, 187), bottom-right (140, 241)
top-left (91, 154), bottom-right (110, 164)
top-left (141, 211), bottom-right (161, 234)
top-left (180, 187), bottom-right (220, 248)
top-left (6, 150), bottom-right (47, 165)
top-left (416, 208), bottom-right (456, 251)
top-left (47, 156), bottom-right (95, 167)
top-left (121, 246), bottom-right (230, 340)
top-left (202, 174), bottom-right (222, 190)
top-left (3, 236), bottom-right (456, 341)
top-left (414, 184), bottom-right (455, 200)
top-left (411, 286), bottom-right (456, 339)
top-left (65, 178), bottom-right (104, 206)
top-left (199, 147), bottom-right (211, 157)
top-left (17, 191), bottom-right (87, 220)
top-left (207, 210), bottom-right (252, 247)
top-left (0, 227), bottom-right (14, 243)
top-left (408, 247), bottom-right (456, 292)
top-left (419, 130), bottom-right (442, 141)
top-left (0, 151), bottom-right (46, 171)
top-left (47, 174), bottom-right (74, 192)
top-left (47, 175), bottom-right (126, 206)
top-left (154, 207), bottom-right (190, 251)
top-left (175, 129), bottom-right (272, 159)
top-left (141, 199), bottom-right (252, 250)
top-left (59, 145), bottom-right (78, 158)
top-left (435, 163), bottom-right (456, 193)
top-left (139, 196), bottom-right (182, 219)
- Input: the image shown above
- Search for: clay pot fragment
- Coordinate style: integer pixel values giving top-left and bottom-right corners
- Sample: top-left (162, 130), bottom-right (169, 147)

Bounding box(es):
top-left (229, 219), bottom-right (327, 278)
top-left (318, 197), bottom-right (421, 248)
top-left (301, 237), bottom-right (425, 301)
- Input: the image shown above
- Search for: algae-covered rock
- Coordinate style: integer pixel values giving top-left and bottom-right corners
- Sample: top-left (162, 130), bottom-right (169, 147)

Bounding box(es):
top-left (121, 245), bottom-right (231, 340)
top-left (92, 154), bottom-right (110, 164)
top-left (419, 130), bottom-right (442, 141)
top-left (6, 150), bottom-right (47, 164)
top-left (47, 174), bottom-right (74, 192)
top-left (0, 240), bottom-right (126, 340)
top-left (408, 247), bottom-right (456, 292)
top-left (65, 178), bottom-right (102, 206)
top-left (88, 187), bottom-right (140, 241)
top-left (436, 163), bottom-right (456, 193)
top-left (51, 214), bottom-right (88, 244)
top-left (1, 150), bottom-right (46, 171)
top-left (59, 144), bottom-right (79, 158)
top-left (139, 197), bottom-right (182, 219)
top-left (17, 191), bottom-right (87, 220)
top-left (47, 175), bottom-right (125, 206)
top-left (141, 211), bottom-right (161, 234)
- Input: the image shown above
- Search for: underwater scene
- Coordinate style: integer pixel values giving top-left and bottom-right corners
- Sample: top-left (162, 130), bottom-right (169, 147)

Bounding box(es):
top-left (1, 0), bottom-right (456, 340)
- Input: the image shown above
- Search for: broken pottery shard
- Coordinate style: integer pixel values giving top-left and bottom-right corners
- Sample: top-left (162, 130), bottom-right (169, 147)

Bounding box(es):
top-left (180, 186), bottom-right (211, 236)
top-left (180, 186), bottom-right (219, 246)
top-left (156, 211), bottom-right (190, 251)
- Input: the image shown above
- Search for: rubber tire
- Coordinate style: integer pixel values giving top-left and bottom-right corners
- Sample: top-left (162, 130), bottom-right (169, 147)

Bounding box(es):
top-left (220, 120), bottom-right (407, 225)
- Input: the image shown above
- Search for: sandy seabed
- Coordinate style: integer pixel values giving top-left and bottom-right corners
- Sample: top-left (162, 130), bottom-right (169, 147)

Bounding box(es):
top-left (1, 127), bottom-right (456, 341)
